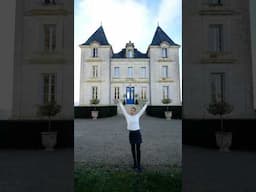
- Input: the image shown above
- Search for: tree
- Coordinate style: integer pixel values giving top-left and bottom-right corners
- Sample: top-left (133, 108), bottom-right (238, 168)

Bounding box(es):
top-left (37, 101), bottom-right (61, 132)
top-left (90, 98), bottom-right (100, 110)
top-left (207, 101), bottom-right (233, 132)
top-left (161, 98), bottom-right (172, 111)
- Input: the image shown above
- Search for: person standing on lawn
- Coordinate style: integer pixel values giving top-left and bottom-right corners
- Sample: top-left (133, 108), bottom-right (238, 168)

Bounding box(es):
top-left (117, 99), bottom-right (149, 172)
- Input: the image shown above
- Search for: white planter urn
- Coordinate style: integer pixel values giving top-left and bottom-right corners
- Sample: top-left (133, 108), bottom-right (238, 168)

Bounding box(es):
top-left (41, 131), bottom-right (57, 151)
top-left (164, 111), bottom-right (172, 120)
top-left (215, 131), bottom-right (232, 152)
top-left (91, 110), bottom-right (99, 120)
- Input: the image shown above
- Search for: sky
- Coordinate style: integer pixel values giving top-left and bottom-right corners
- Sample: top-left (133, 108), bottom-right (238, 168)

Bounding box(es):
top-left (74, 0), bottom-right (182, 105)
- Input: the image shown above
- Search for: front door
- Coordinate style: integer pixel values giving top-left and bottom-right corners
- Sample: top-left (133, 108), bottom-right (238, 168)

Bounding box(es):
top-left (126, 87), bottom-right (135, 104)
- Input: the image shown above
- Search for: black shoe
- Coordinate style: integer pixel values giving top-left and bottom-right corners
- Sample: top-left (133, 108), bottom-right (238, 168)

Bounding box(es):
top-left (136, 166), bottom-right (142, 173)
top-left (132, 163), bottom-right (137, 169)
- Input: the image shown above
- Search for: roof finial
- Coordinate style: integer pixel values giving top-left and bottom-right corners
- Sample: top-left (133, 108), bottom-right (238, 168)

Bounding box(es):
top-left (157, 21), bottom-right (159, 27)
top-left (100, 21), bottom-right (102, 26)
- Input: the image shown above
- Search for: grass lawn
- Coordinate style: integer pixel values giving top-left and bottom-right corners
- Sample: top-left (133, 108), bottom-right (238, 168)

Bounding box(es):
top-left (75, 163), bottom-right (182, 192)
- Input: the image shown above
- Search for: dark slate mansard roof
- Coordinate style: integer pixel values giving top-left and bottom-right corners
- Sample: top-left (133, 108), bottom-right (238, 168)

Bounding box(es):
top-left (150, 26), bottom-right (179, 46)
top-left (81, 26), bottom-right (177, 58)
top-left (112, 48), bottom-right (148, 59)
top-left (81, 26), bottom-right (110, 46)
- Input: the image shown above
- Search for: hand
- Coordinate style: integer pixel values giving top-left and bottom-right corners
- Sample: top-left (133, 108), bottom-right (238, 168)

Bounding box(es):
top-left (114, 99), bottom-right (121, 103)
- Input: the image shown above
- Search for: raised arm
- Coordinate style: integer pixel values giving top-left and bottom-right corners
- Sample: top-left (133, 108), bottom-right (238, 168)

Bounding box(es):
top-left (118, 100), bottom-right (129, 118)
top-left (137, 102), bottom-right (149, 117)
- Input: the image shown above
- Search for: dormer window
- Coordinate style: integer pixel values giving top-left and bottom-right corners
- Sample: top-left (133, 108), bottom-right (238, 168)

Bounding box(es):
top-left (92, 48), bottom-right (98, 57)
top-left (162, 48), bottom-right (168, 58)
top-left (125, 41), bottom-right (135, 58)
top-left (127, 49), bottom-right (133, 58)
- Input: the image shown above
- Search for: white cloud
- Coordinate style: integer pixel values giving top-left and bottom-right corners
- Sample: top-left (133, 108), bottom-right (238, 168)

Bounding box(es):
top-left (156, 0), bottom-right (181, 27)
top-left (75, 0), bottom-right (151, 52)
top-left (74, 0), bottom-right (181, 104)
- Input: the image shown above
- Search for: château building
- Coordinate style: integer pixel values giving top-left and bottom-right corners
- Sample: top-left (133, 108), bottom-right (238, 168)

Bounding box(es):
top-left (79, 26), bottom-right (181, 106)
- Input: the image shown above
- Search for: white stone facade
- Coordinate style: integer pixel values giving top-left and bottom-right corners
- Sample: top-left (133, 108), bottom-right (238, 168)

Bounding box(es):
top-left (148, 45), bottom-right (181, 105)
top-left (0, 0), bottom-right (16, 119)
top-left (249, 0), bottom-right (256, 110)
top-left (1, 0), bottom-right (74, 120)
top-left (79, 27), bottom-right (181, 106)
top-left (183, 0), bottom-right (256, 119)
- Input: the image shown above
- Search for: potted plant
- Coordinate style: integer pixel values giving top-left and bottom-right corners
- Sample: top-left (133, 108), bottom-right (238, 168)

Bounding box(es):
top-left (139, 98), bottom-right (148, 106)
top-left (162, 98), bottom-right (172, 120)
top-left (37, 101), bottom-right (61, 151)
top-left (207, 101), bottom-right (233, 152)
top-left (90, 98), bottom-right (100, 120)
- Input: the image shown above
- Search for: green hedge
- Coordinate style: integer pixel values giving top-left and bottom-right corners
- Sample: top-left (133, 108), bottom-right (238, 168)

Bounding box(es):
top-left (183, 119), bottom-right (256, 150)
top-left (75, 106), bottom-right (117, 118)
top-left (0, 120), bottom-right (73, 149)
top-left (146, 106), bottom-right (182, 119)
top-left (75, 105), bottom-right (182, 119)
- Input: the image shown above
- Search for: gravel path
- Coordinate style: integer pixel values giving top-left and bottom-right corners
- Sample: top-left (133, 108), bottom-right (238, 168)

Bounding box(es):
top-left (0, 149), bottom-right (73, 192)
top-left (75, 115), bottom-right (182, 166)
top-left (183, 145), bottom-right (256, 192)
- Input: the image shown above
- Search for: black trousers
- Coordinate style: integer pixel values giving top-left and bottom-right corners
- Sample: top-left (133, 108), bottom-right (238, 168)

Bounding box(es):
top-left (129, 130), bottom-right (142, 169)
top-left (131, 143), bottom-right (141, 168)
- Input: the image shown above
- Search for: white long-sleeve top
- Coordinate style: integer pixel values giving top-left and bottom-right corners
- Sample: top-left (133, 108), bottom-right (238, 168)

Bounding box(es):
top-left (118, 101), bottom-right (148, 131)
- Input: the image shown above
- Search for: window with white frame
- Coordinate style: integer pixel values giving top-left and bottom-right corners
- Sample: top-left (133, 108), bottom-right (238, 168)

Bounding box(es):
top-left (128, 67), bottom-right (133, 78)
top-left (208, 24), bottom-right (224, 52)
top-left (92, 47), bottom-right (98, 57)
top-left (92, 65), bottom-right (98, 78)
top-left (161, 66), bottom-right (168, 78)
top-left (162, 48), bottom-right (168, 58)
top-left (162, 86), bottom-right (169, 99)
top-left (208, 0), bottom-right (222, 6)
top-left (114, 87), bottom-right (120, 99)
top-left (140, 67), bottom-right (146, 78)
top-left (114, 67), bottom-right (120, 78)
top-left (92, 86), bottom-right (98, 99)
top-left (211, 73), bottom-right (225, 102)
top-left (141, 87), bottom-right (147, 99)
top-left (42, 73), bottom-right (56, 104)
top-left (127, 49), bottom-right (133, 58)
top-left (44, 24), bottom-right (56, 52)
